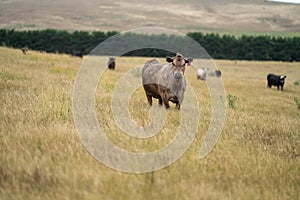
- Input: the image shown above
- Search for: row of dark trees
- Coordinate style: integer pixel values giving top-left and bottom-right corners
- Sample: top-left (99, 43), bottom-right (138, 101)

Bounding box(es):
top-left (0, 29), bottom-right (118, 55)
top-left (187, 32), bottom-right (300, 61)
top-left (0, 29), bottom-right (299, 61)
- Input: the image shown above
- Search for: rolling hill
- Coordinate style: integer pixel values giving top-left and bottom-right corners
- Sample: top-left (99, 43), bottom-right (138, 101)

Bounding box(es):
top-left (0, 0), bottom-right (300, 35)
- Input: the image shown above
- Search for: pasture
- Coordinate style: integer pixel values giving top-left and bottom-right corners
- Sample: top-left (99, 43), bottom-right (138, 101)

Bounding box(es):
top-left (0, 47), bottom-right (299, 199)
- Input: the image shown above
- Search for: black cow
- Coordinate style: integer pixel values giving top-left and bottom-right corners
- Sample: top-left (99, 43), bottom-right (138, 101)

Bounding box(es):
top-left (108, 57), bottom-right (116, 70)
top-left (215, 70), bottom-right (222, 77)
top-left (267, 73), bottom-right (286, 90)
top-left (72, 50), bottom-right (83, 58)
top-left (21, 47), bottom-right (28, 54)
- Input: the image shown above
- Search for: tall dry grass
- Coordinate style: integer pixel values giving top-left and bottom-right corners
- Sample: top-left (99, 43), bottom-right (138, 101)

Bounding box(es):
top-left (0, 47), bottom-right (299, 200)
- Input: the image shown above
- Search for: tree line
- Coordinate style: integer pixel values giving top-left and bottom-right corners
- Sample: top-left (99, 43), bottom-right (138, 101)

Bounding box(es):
top-left (0, 29), bottom-right (299, 61)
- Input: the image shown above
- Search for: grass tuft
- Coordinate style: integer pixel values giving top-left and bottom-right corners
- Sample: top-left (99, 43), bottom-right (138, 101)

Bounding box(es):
top-left (294, 97), bottom-right (300, 110)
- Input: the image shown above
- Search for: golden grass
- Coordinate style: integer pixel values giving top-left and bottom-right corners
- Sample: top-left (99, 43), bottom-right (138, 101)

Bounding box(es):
top-left (0, 47), bottom-right (299, 200)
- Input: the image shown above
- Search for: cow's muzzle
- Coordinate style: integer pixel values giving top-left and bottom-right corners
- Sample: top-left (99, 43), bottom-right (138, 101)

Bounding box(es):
top-left (174, 72), bottom-right (183, 79)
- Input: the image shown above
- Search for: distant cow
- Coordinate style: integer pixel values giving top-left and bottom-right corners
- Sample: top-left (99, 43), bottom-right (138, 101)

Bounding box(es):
top-left (72, 50), bottom-right (83, 58)
top-left (21, 47), bottom-right (28, 54)
top-left (267, 73), bottom-right (287, 90)
top-left (197, 68), bottom-right (209, 80)
top-left (142, 53), bottom-right (192, 109)
top-left (108, 57), bottom-right (116, 70)
top-left (215, 70), bottom-right (222, 77)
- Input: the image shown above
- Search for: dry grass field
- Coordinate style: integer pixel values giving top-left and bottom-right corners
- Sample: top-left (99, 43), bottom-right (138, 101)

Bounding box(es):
top-left (0, 47), bottom-right (299, 199)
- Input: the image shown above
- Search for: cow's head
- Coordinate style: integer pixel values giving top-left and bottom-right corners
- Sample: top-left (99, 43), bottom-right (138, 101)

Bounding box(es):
top-left (166, 53), bottom-right (192, 79)
top-left (280, 75), bottom-right (287, 83)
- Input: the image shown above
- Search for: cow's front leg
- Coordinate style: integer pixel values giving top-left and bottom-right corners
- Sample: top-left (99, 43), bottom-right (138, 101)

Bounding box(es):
top-left (162, 93), bottom-right (170, 109)
top-left (146, 95), bottom-right (152, 106)
top-left (158, 97), bottom-right (162, 106)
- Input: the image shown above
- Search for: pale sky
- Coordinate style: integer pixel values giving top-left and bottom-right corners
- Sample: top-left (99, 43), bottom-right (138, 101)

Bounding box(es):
top-left (266, 0), bottom-right (300, 4)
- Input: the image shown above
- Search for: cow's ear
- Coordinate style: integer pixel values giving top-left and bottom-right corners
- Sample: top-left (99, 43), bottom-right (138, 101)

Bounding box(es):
top-left (185, 58), bottom-right (193, 66)
top-left (166, 57), bottom-right (173, 63)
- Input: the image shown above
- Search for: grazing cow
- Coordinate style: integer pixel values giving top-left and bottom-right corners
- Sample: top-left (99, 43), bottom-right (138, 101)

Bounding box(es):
top-left (21, 47), bottom-right (28, 54)
top-left (215, 70), bottom-right (222, 77)
top-left (108, 57), bottom-right (116, 70)
top-left (267, 73), bottom-right (287, 90)
top-left (197, 68), bottom-right (209, 80)
top-left (72, 50), bottom-right (83, 58)
top-left (142, 53), bottom-right (192, 109)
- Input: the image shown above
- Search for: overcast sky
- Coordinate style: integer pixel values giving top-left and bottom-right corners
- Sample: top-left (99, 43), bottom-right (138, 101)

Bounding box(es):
top-left (266, 0), bottom-right (300, 4)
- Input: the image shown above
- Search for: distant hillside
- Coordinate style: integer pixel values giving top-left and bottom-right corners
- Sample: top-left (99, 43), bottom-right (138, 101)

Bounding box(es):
top-left (0, 0), bottom-right (299, 35)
